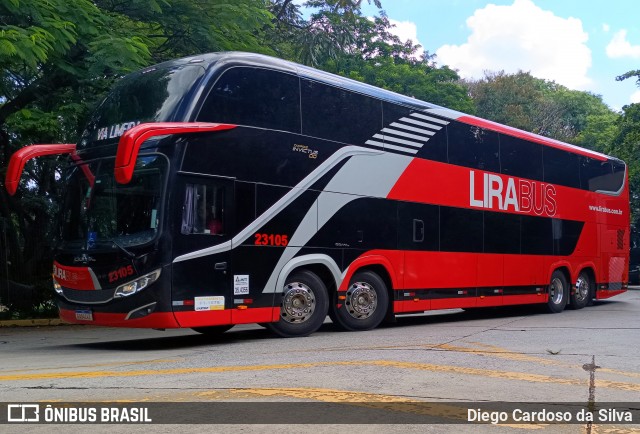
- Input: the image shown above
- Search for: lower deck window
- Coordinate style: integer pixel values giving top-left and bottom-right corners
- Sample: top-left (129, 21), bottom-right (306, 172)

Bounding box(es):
top-left (181, 183), bottom-right (225, 235)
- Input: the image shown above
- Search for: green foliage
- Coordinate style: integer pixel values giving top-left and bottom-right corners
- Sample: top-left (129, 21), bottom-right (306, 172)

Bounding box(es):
top-left (607, 104), bottom-right (640, 226)
top-left (0, 0), bottom-right (274, 312)
top-left (466, 71), bottom-right (616, 145)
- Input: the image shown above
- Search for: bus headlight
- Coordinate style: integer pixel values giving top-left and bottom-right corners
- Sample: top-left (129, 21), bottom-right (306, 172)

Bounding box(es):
top-left (53, 279), bottom-right (63, 295)
top-left (114, 269), bottom-right (161, 298)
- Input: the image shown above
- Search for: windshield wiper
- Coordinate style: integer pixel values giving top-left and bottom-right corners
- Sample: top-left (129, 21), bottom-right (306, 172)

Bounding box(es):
top-left (110, 238), bottom-right (137, 259)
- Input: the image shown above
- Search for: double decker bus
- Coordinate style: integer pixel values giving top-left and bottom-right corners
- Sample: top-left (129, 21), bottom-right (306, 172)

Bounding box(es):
top-left (5, 52), bottom-right (629, 337)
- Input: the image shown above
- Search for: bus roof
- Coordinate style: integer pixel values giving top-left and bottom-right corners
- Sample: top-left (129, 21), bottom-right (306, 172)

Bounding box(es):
top-left (148, 51), bottom-right (619, 165)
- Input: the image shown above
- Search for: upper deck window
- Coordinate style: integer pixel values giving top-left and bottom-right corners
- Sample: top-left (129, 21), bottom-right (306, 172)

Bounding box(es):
top-left (198, 67), bottom-right (301, 133)
top-left (301, 79), bottom-right (382, 144)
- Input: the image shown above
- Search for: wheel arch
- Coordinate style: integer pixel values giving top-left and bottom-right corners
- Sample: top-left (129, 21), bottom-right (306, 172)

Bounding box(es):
top-left (341, 255), bottom-right (398, 321)
top-left (348, 264), bottom-right (395, 321)
top-left (576, 264), bottom-right (597, 285)
top-left (275, 254), bottom-right (342, 297)
top-left (548, 262), bottom-right (572, 284)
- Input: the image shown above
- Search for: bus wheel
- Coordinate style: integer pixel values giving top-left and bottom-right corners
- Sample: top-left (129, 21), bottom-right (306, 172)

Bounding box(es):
top-left (546, 270), bottom-right (568, 313)
top-left (267, 270), bottom-right (328, 338)
top-left (569, 272), bottom-right (591, 310)
top-left (332, 271), bottom-right (388, 331)
top-left (192, 325), bottom-right (234, 335)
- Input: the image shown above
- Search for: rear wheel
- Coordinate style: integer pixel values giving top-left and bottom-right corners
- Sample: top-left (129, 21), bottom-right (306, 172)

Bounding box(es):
top-left (266, 270), bottom-right (328, 338)
top-left (331, 271), bottom-right (389, 331)
top-left (546, 270), bottom-right (568, 313)
top-left (192, 325), bottom-right (234, 335)
top-left (569, 271), bottom-right (591, 310)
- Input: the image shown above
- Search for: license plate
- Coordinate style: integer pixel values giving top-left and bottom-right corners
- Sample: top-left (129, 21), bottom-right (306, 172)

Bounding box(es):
top-left (75, 309), bottom-right (93, 321)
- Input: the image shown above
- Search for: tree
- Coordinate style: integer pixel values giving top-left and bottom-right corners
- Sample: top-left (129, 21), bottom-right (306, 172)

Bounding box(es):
top-left (267, 2), bottom-right (474, 112)
top-left (0, 0), bottom-right (273, 313)
top-left (465, 71), bottom-right (617, 145)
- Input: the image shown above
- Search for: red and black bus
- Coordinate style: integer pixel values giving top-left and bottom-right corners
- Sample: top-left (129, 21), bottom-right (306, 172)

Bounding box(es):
top-left (5, 52), bottom-right (629, 337)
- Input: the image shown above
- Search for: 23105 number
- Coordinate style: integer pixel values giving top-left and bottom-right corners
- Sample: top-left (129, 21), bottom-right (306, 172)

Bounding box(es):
top-left (108, 265), bottom-right (134, 283)
top-left (254, 233), bottom-right (289, 246)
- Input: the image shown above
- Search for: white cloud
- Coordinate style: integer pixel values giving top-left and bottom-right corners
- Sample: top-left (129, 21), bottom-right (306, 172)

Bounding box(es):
top-left (602, 23), bottom-right (610, 32)
top-left (606, 30), bottom-right (640, 59)
top-left (388, 19), bottom-right (424, 58)
top-left (631, 90), bottom-right (640, 104)
top-left (435, 0), bottom-right (592, 89)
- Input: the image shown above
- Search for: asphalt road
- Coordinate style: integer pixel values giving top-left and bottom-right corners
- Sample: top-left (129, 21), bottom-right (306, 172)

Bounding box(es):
top-left (1, 290), bottom-right (639, 433)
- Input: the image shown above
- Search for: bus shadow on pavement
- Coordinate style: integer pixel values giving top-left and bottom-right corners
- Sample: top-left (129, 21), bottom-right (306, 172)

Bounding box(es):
top-left (62, 300), bottom-right (621, 351)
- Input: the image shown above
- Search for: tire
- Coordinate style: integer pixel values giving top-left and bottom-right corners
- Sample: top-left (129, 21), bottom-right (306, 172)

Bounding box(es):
top-left (331, 270), bottom-right (389, 331)
top-left (266, 270), bottom-right (329, 338)
top-left (546, 270), bottom-right (568, 313)
top-left (568, 271), bottom-right (591, 310)
top-left (192, 325), bottom-right (234, 335)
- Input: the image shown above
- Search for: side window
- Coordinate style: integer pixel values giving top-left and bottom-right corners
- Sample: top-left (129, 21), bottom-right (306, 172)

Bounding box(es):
top-left (611, 161), bottom-right (626, 192)
top-left (181, 183), bottom-right (226, 235)
top-left (500, 134), bottom-right (543, 181)
top-left (440, 207), bottom-right (483, 252)
top-left (447, 121), bottom-right (500, 173)
top-left (197, 67), bottom-right (300, 132)
top-left (580, 158), bottom-right (619, 192)
top-left (544, 147), bottom-right (580, 189)
top-left (301, 79), bottom-right (382, 144)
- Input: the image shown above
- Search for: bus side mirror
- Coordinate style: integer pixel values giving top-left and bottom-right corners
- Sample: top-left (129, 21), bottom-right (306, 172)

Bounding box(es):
top-left (5, 144), bottom-right (76, 195)
top-left (114, 122), bottom-right (236, 185)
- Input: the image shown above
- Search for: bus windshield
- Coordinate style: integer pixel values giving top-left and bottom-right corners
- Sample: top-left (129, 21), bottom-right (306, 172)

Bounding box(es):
top-left (78, 63), bottom-right (205, 148)
top-left (61, 155), bottom-right (167, 250)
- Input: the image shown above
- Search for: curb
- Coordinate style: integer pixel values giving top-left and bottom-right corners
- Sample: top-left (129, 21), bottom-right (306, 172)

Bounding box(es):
top-left (0, 318), bottom-right (65, 327)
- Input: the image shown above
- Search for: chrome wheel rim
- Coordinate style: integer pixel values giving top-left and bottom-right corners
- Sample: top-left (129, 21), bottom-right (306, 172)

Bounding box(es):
top-left (575, 275), bottom-right (589, 303)
top-left (281, 282), bottom-right (316, 324)
top-left (550, 277), bottom-right (564, 305)
top-left (345, 282), bottom-right (377, 320)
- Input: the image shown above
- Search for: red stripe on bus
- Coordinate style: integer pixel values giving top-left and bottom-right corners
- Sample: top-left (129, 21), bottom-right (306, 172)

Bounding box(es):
top-left (174, 307), bottom-right (279, 328)
top-left (59, 309), bottom-right (179, 328)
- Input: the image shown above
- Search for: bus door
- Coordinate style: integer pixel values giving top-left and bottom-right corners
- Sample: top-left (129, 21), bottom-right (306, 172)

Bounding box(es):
top-left (171, 175), bottom-right (235, 324)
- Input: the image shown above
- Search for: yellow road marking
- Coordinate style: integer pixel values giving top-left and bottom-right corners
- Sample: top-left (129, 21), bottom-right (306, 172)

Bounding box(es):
top-left (195, 387), bottom-right (545, 429)
top-left (292, 341), bottom-right (640, 380)
top-left (461, 341), bottom-right (640, 380)
top-left (2, 360), bottom-right (639, 392)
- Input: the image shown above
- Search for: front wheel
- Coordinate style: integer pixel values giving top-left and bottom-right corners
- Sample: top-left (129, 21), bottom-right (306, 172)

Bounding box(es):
top-left (568, 271), bottom-right (591, 310)
top-left (266, 270), bottom-right (329, 338)
top-left (331, 271), bottom-right (389, 331)
top-left (546, 270), bottom-right (568, 313)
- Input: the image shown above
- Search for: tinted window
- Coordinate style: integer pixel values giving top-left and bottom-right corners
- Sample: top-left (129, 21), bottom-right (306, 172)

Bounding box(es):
top-left (181, 183), bottom-right (226, 236)
top-left (484, 212), bottom-right (520, 254)
top-left (301, 79), bottom-right (382, 144)
top-left (500, 134), bottom-right (543, 180)
top-left (521, 215), bottom-right (552, 255)
top-left (611, 161), bottom-right (626, 192)
top-left (80, 65), bottom-right (205, 148)
top-left (580, 158), bottom-right (625, 192)
top-left (544, 147), bottom-right (580, 189)
top-left (198, 67), bottom-right (300, 132)
top-left (398, 201), bottom-right (439, 251)
top-left (552, 219), bottom-right (584, 256)
top-left (440, 207), bottom-right (483, 252)
top-left (235, 181), bottom-right (256, 231)
top-left (448, 122), bottom-right (500, 173)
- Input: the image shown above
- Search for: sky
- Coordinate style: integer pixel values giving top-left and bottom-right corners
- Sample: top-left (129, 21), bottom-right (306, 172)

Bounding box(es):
top-left (346, 0), bottom-right (640, 111)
